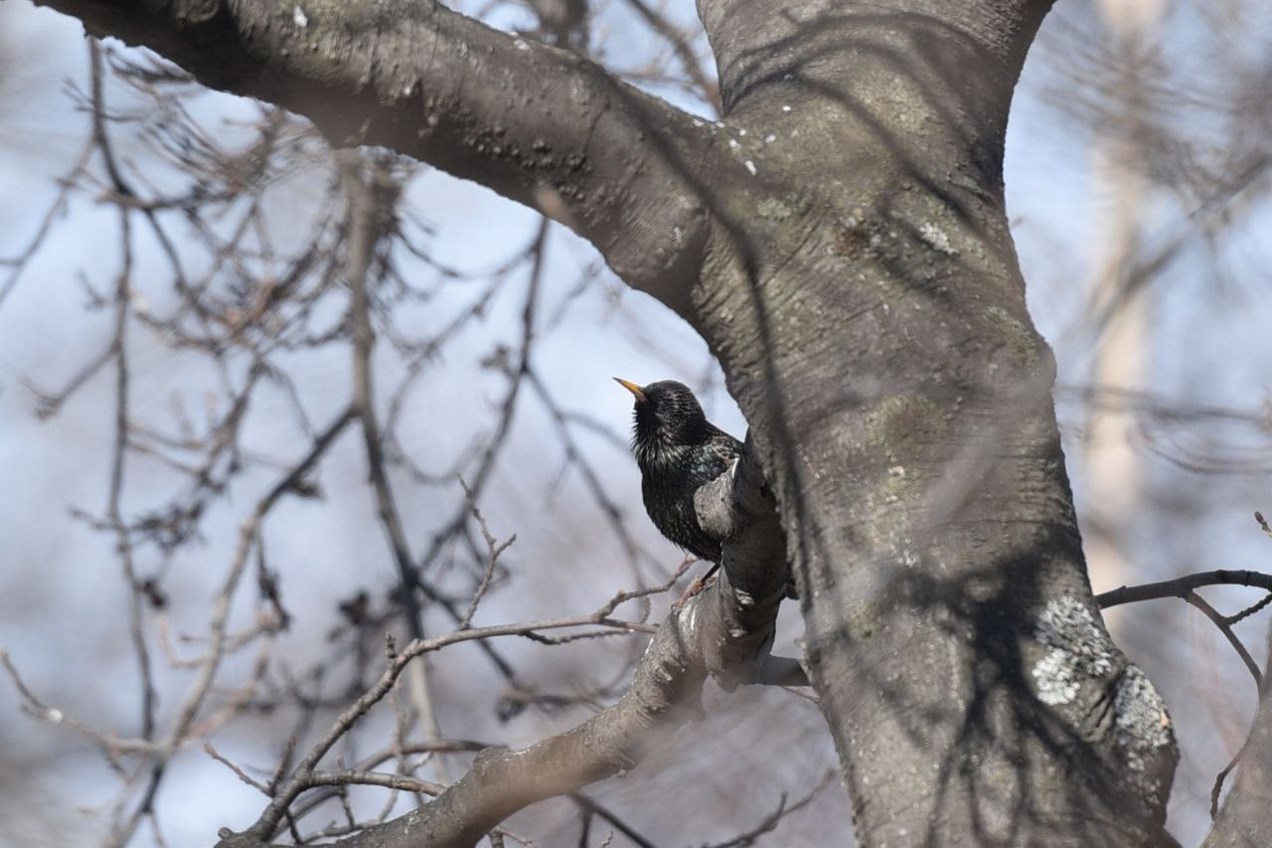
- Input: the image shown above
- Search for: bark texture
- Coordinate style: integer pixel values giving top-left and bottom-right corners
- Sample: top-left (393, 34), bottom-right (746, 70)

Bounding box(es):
top-left (683, 1), bottom-right (1179, 844)
top-left (30, 0), bottom-right (1202, 845)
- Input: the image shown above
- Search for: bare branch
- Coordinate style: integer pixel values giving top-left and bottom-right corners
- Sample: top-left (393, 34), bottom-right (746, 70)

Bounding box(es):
top-left (702, 769), bottom-right (836, 848)
top-left (458, 480), bottom-right (517, 630)
top-left (33, 0), bottom-right (714, 306)
top-left (214, 440), bottom-right (785, 848)
top-left (1095, 570), bottom-right (1272, 609)
top-left (1096, 569), bottom-right (1272, 688)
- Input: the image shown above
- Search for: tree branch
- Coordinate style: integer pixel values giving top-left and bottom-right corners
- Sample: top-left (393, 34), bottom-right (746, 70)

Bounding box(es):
top-left (1096, 570), bottom-right (1272, 609)
top-left (33, 0), bottom-right (715, 308)
top-left (212, 441), bottom-right (786, 848)
top-left (1097, 569), bottom-right (1272, 688)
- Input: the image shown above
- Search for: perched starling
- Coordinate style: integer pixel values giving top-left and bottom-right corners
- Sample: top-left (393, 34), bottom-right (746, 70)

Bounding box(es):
top-left (615, 378), bottom-right (742, 572)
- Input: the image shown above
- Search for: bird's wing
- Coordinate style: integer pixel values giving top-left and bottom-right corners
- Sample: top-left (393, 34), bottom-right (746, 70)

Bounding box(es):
top-left (705, 426), bottom-right (743, 459)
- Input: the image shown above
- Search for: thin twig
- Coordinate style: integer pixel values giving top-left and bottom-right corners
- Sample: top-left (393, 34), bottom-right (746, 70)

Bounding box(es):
top-left (1095, 570), bottom-right (1272, 608)
top-left (701, 770), bottom-right (837, 848)
top-left (1181, 592), bottom-right (1262, 689)
top-left (458, 479), bottom-right (516, 629)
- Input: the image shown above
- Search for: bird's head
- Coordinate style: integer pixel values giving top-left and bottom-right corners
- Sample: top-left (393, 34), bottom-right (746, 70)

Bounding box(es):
top-left (614, 378), bottom-right (709, 467)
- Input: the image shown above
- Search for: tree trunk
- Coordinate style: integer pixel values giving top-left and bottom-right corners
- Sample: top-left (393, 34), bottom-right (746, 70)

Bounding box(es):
top-left (683, 0), bottom-right (1177, 843)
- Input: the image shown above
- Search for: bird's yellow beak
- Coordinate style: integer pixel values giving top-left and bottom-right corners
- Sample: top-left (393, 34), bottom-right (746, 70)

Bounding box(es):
top-left (613, 377), bottom-right (646, 402)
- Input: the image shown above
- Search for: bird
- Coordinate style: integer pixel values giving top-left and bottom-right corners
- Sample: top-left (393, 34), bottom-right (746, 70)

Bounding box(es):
top-left (615, 378), bottom-right (742, 583)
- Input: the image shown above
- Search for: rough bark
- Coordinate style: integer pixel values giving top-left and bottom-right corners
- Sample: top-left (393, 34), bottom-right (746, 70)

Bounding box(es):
top-left (30, 0), bottom-right (1198, 845)
top-left (684, 0), bottom-right (1178, 844)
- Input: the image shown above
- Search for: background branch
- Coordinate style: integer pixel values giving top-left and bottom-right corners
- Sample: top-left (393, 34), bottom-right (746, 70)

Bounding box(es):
top-left (33, 0), bottom-right (714, 303)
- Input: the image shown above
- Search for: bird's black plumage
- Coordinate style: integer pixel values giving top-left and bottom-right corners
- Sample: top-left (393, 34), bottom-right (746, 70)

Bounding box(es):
top-left (616, 379), bottom-right (742, 564)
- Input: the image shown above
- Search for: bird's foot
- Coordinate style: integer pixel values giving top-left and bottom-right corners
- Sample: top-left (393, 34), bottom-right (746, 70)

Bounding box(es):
top-left (673, 565), bottom-right (720, 607)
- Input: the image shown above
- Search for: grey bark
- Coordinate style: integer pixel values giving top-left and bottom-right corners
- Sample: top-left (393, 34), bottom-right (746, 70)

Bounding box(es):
top-left (29, 0), bottom-right (1213, 845)
top-left (686, 1), bottom-right (1177, 844)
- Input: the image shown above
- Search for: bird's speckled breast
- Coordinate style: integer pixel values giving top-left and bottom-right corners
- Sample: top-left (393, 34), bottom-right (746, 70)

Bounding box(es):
top-left (639, 432), bottom-right (739, 561)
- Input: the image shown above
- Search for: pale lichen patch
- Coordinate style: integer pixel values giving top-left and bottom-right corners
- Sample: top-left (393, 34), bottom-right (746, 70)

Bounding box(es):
top-left (917, 221), bottom-right (957, 255)
top-left (1033, 649), bottom-right (1078, 706)
top-left (1031, 596), bottom-right (1113, 705)
top-left (1031, 595), bottom-right (1175, 798)
top-left (1114, 665), bottom-right (1173, 773)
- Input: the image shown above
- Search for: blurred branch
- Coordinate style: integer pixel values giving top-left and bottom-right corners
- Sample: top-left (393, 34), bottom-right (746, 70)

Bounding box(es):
top-left (338, 150), bottom-right (423, 636)
top-left (1096, 514), bottom-right (1272, 822)
top-left (1203, 628), bottom-right (1272, 840)
top-left (0, 139), bottom-right (93, 308)
top-left (88, 39), bottom-right (162, 848)
top-left (339, 149), bottom-right (457, 777)
top-left (525, 366), bottom-right (662, 587)
top-left (570, 792), bottom-right (657, 848)
top-left (1056, 384), bottom-right (1272, 428)
top-left (622, 0), bottom-right (720, 114)
top-left (457, 480), bottom-right (516, 630)
top-left (702, 769), bottom-right (836, 848)
top-left (31, 0), bottom-right (714, 305)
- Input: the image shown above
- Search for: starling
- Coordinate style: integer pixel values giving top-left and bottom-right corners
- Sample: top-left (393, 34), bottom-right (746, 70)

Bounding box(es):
top-left (615, 378), bottom-right (742, 575)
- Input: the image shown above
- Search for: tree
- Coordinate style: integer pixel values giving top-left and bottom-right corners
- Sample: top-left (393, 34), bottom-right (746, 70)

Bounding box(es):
top-left (3, 0), bottom-right (1271, 846)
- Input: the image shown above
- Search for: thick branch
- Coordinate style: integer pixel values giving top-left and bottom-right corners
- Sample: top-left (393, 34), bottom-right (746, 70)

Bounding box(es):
top-left (695, 432), bottom-right (790, 688)
top-left (213, 441), bottom-right (786, 848)
top-left (35, 0), bottom-right (715, 308)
